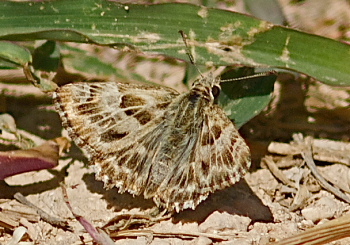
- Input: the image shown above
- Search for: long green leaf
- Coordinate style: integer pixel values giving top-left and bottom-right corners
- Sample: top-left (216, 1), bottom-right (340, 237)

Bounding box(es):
top-left (219, 68), bottom-right (276, 128)
top-left (0, 0), bottom-right (348, 86)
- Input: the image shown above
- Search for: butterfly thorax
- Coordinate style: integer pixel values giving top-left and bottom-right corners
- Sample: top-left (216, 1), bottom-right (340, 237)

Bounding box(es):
top-left (155, 78), bottom-right (221, 174)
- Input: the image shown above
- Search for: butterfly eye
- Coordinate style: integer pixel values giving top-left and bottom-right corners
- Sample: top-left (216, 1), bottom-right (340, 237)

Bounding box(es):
top-left (211, 85), bottom-right (221, 98)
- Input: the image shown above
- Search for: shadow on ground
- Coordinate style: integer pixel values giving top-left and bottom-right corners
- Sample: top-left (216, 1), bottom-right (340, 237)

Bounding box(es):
top-left (83, 173), bottom-right (273, 224)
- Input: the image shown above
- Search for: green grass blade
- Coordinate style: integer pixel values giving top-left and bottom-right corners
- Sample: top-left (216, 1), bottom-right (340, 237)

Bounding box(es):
top-left (0, 41), bottom-right (32, 66)
top-left (0, 0), bottom-right (348, 86)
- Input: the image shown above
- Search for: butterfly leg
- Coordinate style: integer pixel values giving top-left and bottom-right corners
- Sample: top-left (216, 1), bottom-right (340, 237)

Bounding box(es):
top-left (147, 206), bottom-right (173, 220)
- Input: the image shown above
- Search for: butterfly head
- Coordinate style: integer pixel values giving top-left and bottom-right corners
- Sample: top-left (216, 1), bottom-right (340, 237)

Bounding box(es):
top-left (190, 73), bottom-right (221, 103)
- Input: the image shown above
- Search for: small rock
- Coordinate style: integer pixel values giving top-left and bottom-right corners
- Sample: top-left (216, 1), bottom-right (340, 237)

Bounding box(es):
top-left (297, 219), bottom-right (314, 229)
top-left (199, 211), bottom-right (251, 233)
top-left (189, 236), bottom-right (212, 245)
top-left (301, 196), bottom-right (337, 222)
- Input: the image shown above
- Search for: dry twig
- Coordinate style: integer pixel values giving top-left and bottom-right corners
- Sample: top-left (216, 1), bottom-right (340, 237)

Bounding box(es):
top-left (111, 229), bottom-right (231, 242)
top-left (263, 156), bottom-right (297, 188)
top-left (14, 192), bottom-right (70, 230)
top-left (293, 134), bottom-right (350, 204)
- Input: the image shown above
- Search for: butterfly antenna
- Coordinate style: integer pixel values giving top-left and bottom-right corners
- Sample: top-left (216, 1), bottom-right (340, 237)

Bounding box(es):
top-left (220, 70), bottom-right (277, 83)
top-left (179, 30), bottom-right (203, 78)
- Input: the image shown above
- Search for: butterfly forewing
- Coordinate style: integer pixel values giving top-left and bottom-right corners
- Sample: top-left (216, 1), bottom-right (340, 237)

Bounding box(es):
top-left (54, 82), bottom-right (178, 157)
top-left (53, 77), bottom-right (251, 212)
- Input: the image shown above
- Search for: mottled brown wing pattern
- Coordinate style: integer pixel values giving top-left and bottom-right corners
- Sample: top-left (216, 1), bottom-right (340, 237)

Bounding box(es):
top-left (53, 82), bottom-right (179, 159)
top-left (157, 104), bottom-right (251, 212)
top-left (53, 77), bottom-right (251, 212)
top-left (94, 117), bottom-right (170, 196)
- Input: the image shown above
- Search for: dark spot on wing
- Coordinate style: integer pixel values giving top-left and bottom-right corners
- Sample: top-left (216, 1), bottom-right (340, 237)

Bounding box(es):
top-left (133, 110), bottom-right (153, 125)
top-left (120, 94), bottom-right (146, 108)
top-left (89, 84), bottom-right (100, 90)
top-left (86, 96), bottom-right (94, 102)
top-left (77, 103), bottom-right (97, 111)
top-left (201, 131), bottom-right (211, 146)
top-left (225, 174), bottom-right (231, 182)
top-left (89, 114), bottom-right (104, 123)
top-left (76, 103), bottom-right (100, 115)
top-left (178, 175), bottom-right (188, 189)
top-left (211, 172), bottom-right (220, 187)
top-left (125, 155), bottom-right (138, 169)
top-left (201, 125), bottom-right (222, 146)
top-left (201, 160), bottom-right (210, 175)
top-left (156, 101), bottom-right (172, 110)
top-left (118, 154), bottom-right (131, 166)
top-left (100, 130), bottom-right (128, 142)
top-left (115, 147), bottom-right (133, 166)
top-left (212, 125), bottom-right (222, 140)
top-left (125, 108), bottom-right (139, 116)
top-left (222, 149), bottom-right (234, 165)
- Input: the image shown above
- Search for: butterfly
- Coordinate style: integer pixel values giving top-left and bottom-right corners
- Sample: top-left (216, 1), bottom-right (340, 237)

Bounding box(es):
top-left (53, 71), bottom-right (251, 213)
